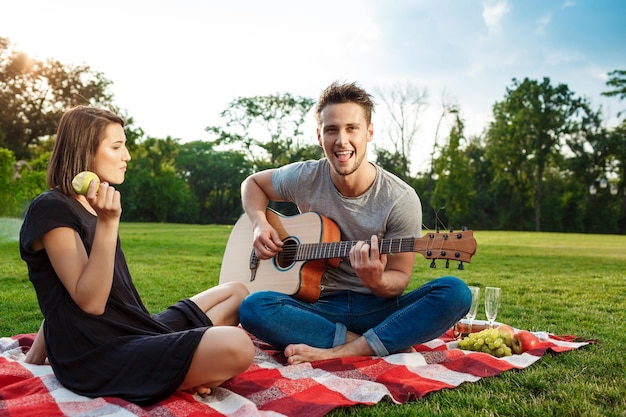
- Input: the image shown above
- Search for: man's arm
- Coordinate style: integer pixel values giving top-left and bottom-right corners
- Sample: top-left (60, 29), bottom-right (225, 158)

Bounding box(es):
top-left (241, 169), bottom-right (284, 257)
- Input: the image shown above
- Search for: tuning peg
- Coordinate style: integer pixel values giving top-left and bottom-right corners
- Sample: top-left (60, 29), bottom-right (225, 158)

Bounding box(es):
top-left (458, 262), bottom-right (464, 270)
top-left (430, 259), bottom-right (437, 269)
top-left (462, 226), bottom-right (467, 231)
top-left (445, 259), bottom-right (450, 268)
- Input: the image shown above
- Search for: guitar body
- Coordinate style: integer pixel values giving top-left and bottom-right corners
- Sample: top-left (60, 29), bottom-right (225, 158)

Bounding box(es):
top-left (219, 209), bottom-right (341, 302)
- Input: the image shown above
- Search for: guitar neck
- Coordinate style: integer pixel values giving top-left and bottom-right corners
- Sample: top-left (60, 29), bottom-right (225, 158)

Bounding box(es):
top-left (290, 231), bottom-right (475, 263)
top-left (295, 238), bottom-right (412, 260)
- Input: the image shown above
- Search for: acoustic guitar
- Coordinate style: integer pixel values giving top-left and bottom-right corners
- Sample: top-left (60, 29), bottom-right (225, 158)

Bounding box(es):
top-left (219, 208), bottom-right (477, 302)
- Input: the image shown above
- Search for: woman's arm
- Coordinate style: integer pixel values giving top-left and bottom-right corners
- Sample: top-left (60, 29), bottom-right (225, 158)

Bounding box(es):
top-left (42, 183), bottom-right (122, 315)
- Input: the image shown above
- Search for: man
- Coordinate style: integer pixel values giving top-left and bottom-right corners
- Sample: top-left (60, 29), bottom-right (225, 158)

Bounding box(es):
top-left (239, 81), bottom-right (471, 364)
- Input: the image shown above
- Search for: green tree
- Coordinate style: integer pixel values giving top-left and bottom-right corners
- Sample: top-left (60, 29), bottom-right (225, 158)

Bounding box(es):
top-left (0, 147), bottom-right (47, 217)
top-left (560, 106), bottom-right (616, 232)
top-left (0, 37), bottom-right (116, 160)
top-left (431, 111), bottom-right (475, 229)
top-left (206, 93), bottom-right (316, 169)
top-left (609, 121), bottom-right (626, 233)
top-left (600, 70), bottom-right (626, 232)
top-left (176, 141), bottom-right (253, 224)
top-left (0, 148), bottom-right (16, 216)
top-left (374, 148), bottom-right (408, 181)
top-left (118, 137), bottom-right (196, 223)
top-left (485, 77), bottom-right (592, 231)
top-left (555, 69), bottom-right (626, 234)
top-left (602, 70), bottom-right (626, 108)
top-left (463, 137), bottom-right (500, 230)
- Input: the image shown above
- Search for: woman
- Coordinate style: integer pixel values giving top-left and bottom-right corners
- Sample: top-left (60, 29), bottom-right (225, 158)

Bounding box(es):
top-left (19, 106), bottom-right (255, 405)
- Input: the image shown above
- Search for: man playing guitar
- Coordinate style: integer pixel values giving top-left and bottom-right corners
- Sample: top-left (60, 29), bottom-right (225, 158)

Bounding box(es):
top-left (237, 81), bottom-right (472, 364)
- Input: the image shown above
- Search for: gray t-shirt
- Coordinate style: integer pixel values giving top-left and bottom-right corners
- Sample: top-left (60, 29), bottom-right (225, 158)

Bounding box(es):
top-left (272, 159), bottom-right (422, 294)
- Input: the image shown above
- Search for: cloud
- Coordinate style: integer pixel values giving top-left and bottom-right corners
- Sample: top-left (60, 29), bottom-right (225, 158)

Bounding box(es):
top-left (482, 0), bottom-right (510, 34)
top-left (535, 14), bottom-right (551, 35)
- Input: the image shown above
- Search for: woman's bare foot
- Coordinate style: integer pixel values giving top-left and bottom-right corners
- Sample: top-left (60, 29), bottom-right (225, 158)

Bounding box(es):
top-left (185, 385), bottom-right (212, 396)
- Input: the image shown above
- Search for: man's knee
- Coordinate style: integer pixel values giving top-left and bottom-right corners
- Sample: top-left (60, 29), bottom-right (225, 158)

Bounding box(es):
top-left (239, 291), bottom-right (278, 327)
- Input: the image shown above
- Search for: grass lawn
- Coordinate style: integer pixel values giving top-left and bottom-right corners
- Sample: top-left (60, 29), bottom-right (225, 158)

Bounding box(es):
top-left (1, 218), bottom-right (625, 416)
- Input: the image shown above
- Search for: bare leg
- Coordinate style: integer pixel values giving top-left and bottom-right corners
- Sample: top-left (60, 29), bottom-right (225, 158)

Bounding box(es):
top-left (190, 281), bottom-right (249, 326)
top-left (183, 282), bottom-right (252, 394)
top-left (345, 330), bottom-right (361, 343)
top-left (179, 326), bottom-right (255, 393)
top-left (24, 320), bottom-right (48, 365)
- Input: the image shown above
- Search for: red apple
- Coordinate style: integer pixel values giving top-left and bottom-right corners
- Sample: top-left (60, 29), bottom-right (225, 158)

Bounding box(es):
top-left (515, 330), bottom-right (542, 352)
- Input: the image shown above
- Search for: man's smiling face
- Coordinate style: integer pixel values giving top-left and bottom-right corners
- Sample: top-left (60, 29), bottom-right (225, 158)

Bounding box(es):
top-left (317, 102), bottom-right (373, 177)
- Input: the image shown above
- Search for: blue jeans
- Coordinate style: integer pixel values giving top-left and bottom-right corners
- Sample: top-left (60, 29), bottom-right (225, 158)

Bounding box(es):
top-left (239, 276), bottom-right (471, 356)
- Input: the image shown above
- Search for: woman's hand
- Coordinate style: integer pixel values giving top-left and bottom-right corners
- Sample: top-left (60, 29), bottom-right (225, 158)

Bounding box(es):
top-left (86, 181), bottom-right (122, 224)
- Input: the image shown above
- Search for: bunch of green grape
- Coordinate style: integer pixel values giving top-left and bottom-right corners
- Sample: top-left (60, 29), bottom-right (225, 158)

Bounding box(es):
top-left (458, 328), bottom-right (514, 357)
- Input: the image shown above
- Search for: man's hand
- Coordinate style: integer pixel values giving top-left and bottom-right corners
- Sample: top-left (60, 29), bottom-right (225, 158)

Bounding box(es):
top-left (253, 222), bottom-right (283, 260)
top-left (350, 235), bottom-right (388, 291)
top-left (351, 235), bottom-right (415, 298)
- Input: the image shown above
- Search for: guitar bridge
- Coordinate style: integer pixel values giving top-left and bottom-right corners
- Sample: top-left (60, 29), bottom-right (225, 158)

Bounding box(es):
top-left (249, 250), bottom-right (259, 282)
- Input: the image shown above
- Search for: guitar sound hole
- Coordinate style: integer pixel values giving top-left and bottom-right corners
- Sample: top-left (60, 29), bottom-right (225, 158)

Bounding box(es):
top-left (275, 238), bottom-right (298, 269)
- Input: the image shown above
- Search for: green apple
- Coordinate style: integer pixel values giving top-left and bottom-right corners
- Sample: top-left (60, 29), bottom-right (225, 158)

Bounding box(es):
top-left (72, 171), bottom-right (100, 195)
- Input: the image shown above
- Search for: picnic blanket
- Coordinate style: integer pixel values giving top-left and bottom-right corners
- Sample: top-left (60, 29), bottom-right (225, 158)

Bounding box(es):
top-left (0, 329), bottom-right (591, 416)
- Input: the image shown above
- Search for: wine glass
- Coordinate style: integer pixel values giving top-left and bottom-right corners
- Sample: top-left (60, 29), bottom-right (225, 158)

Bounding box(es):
top-left (484, 286), bottom-right (501, 328)
top-left (466, 286), bottom-right (480, 334)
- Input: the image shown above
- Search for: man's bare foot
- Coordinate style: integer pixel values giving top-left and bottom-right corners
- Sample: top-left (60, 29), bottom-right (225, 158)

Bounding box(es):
top-left (284, 344), bottom-right (334, 364)
top-left (345, 330), bottom-right (361, 343)
top-left (284, 336), bottom-right (375, 365)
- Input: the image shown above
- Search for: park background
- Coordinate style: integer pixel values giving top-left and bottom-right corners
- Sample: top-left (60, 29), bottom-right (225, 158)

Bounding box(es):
top-left (2, 1), bottom-right (626, 234)
top-left (1, 3), bottom-right (626, 415)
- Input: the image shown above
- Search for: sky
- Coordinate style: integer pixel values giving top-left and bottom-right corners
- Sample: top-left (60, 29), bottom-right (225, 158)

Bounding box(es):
top-left (2, 0), bottom-right (626, 173)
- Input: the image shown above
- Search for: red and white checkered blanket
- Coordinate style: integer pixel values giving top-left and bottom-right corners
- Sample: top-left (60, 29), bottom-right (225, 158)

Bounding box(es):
top-left (0, 330), bottom-right (590, 416)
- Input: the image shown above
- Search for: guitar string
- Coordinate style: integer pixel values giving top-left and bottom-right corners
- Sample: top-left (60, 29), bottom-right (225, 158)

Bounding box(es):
top-left (278, 239), bottom-right (421, 260)
top-left (273, 234), bottom-right (469, 262)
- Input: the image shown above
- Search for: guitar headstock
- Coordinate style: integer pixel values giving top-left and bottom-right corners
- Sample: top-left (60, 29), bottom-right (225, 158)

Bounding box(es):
top-left (416, 230), bottom-right (477, 269)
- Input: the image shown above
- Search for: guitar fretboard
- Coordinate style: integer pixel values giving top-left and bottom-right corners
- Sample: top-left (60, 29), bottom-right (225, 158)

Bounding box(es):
top-left (293, 238), bottom-right (416, 261)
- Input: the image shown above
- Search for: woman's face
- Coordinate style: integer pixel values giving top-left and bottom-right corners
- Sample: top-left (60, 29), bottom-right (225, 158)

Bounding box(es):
top-left (93, 123), bottom-right (131, 185)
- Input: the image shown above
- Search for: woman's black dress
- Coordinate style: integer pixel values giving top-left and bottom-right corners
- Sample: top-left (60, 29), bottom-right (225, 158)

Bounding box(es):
top-left (19, 190), bottom-right (212, 405)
